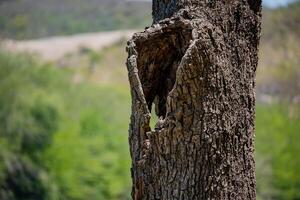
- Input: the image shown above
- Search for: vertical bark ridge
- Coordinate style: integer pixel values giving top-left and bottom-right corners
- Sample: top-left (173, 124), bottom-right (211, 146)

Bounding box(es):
top-left (127, 0), bottom-right (262, 199)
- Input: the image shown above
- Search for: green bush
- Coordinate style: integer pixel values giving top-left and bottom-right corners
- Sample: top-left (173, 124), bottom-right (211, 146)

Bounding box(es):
top-left (0, 157), bottom-right (51, 200)
top-left (256, 104), bottom-right (300, 200)
top-left (0, 50), bottom-right (131, 199)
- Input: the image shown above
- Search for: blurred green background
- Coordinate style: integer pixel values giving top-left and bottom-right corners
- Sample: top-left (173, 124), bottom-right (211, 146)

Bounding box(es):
top-left (0, 0), bottom-right (299, 200)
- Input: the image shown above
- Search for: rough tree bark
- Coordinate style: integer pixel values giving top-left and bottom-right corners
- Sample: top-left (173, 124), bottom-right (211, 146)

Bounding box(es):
top-left (126, 0), bottom-right (262, 199)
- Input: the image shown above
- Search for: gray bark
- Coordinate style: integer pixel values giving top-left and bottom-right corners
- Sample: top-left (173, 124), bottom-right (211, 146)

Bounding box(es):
top-left (126, 0), bottom-right (262, 199)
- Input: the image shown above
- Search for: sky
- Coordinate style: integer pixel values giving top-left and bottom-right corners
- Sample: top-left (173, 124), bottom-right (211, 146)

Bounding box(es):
top-left (263, 0), bottom-right (296, 7)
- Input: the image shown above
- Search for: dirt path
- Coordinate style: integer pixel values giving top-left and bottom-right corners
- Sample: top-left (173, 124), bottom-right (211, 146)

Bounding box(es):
top-left (2, 30), bottom-right (136, 61)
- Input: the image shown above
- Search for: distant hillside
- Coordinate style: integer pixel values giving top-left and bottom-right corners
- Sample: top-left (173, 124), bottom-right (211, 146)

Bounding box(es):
top-left (258, 1), bottom-right (300, 102)
top-left (262, 1), bottom-right (300, 44)
top-left (0, 0), bottom-right (151, 39)
top-left (1, 0), bottom-right (299, 40)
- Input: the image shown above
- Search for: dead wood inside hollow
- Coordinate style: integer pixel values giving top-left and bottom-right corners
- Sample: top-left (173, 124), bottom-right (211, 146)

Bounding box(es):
top-left (133, 21), bottom-right (193, 118)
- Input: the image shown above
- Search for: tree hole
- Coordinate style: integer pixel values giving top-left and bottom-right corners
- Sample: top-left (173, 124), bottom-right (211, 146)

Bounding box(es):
top-left (134, 26), bottom-right (192, 119)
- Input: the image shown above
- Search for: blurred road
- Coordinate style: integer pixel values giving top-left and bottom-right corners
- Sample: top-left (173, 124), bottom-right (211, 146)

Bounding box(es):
top-left (2, 30), bottom-right (136, 61)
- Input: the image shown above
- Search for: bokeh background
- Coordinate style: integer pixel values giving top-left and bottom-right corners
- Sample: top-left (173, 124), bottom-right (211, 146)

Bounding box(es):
top-left (0, 0), bottom-right (299, 199)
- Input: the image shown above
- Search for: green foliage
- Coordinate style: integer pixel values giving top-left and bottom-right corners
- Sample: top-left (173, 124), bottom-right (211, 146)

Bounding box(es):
top-left (0, 157), bottom-right (51, 200)
top-left (0, 51), bottom-right (62, 153)
top-left (0, 51), bottom-right (65, 199)
top-left (256, 104), bottom-right (300, 200)
top-left (42, 84), bottom-right (131, 200)
top-left (0, 50), bottom-right (131, 199)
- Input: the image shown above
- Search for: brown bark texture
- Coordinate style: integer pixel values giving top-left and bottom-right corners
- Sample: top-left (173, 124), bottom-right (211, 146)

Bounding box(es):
top-left (126, 0), bottom-right (262, 199)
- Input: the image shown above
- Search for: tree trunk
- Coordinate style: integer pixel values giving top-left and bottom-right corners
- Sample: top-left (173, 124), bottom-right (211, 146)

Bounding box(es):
top-left (126, 0), bottom-right (262, 199)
